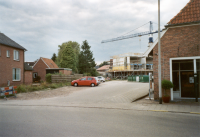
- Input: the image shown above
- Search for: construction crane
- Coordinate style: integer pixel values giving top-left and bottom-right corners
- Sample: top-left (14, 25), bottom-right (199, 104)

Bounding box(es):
top-left (101, 21), bottom-right (161, 46)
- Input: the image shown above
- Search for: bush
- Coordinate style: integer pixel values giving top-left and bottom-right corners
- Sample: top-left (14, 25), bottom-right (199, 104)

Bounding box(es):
top-left (45, 73), bottom-right (52, 83)
top-left (162, 79), bottom-right (173, 89)
top-left (83, 73), bottom-right (91, 76)
top-left (162, 79), bottom-right (173, 97)
top-left (16, 85), bottom-right (26, 93)
top-left (33, 76), bottom-right (41, 83)
top-left (50, 83), bottom-right (58, 89)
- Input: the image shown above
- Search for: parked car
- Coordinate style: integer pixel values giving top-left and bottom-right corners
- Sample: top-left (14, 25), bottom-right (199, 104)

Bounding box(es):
top-left (71, 77), bottom-right (97, 87)
top-left (98, 76), bottom-right (105, 82)
top-left (94, 77), bottom-right (101, 85)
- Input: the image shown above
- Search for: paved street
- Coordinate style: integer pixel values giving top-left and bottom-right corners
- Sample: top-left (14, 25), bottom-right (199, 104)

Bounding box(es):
top-left (0, 81), bottom-right (149, 108)
top-left (1, 106), bottom-right (200, 137)
top-left (0, 81), bottom-right (200, 136)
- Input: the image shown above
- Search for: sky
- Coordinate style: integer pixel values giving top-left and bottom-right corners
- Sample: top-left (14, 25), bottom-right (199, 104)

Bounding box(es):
top-left (0, 0), bottom-right (189, 65)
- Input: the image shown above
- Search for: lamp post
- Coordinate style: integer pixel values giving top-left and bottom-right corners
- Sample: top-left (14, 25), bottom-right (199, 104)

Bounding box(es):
top-left (158, 0), bottom-right (162, 104)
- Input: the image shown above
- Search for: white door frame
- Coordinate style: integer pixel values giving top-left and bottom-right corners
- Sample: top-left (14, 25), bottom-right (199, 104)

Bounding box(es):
top-left (170, 56), bottom-right (200, 100)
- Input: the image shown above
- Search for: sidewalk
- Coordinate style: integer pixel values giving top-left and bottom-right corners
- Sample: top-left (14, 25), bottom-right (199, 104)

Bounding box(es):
top-left (131, 95), bottom-right (200, 114)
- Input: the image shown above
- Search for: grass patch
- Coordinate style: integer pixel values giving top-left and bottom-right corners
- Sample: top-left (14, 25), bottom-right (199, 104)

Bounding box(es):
top-left (16, 82), bottom-right (71, 93)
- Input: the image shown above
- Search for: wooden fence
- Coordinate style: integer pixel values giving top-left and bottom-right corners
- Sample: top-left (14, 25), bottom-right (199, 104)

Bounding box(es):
top-left (51, 74), bottom-right (83, 83)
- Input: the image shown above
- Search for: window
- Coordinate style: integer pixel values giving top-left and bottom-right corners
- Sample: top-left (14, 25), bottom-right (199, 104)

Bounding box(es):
top-left (13, 50), bottom-right (19, 60)
top-left (33, 73), bottom-right (38, 78)
top-left (87, 78), bottom-right (92, 80)
top-left (7, 50), bottom-right (10, 57)
top-left (80, 78), bottom-right (86, 80)
top-left (13, 68), bottom-right (21, 81)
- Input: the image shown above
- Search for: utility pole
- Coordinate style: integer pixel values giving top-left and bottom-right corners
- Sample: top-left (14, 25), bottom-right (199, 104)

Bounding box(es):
top-left (158, 0), bottom-right (162, 104)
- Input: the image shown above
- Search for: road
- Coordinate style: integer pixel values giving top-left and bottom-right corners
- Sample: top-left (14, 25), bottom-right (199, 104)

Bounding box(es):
top-left (0, 106), bottom-right (199, 137)
top-left (0, 81), bottom-right (199, 136)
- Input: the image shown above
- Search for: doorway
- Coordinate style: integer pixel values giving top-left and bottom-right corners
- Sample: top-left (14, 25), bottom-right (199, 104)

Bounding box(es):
top-left (181, 71), bottom-right (195, 97)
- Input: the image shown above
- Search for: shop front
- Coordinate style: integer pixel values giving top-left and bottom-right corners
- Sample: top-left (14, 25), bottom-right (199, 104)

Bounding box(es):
top-left (170, 57), bottom-right (200, 101)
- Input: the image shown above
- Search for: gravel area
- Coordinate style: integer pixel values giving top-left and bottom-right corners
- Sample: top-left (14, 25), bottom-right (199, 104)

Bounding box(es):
top-left (7, 86), bottom-right (89, 100)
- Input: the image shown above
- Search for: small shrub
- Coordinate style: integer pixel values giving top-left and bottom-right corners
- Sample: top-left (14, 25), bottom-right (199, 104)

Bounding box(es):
top-left (41, 81), bottom-right (49, 89)
top-left (45, 73), bottom-right (52, 83)
top-left (33, 76), bottom-right (41, 83)
top-left (16, 85), bottom-right (26, 93)
top-left (50, 83), bottom-right (58, 89)
top-left (162, 79), bottom-right (173, 96)
top-left (162, 79), bottom-right (173, 89)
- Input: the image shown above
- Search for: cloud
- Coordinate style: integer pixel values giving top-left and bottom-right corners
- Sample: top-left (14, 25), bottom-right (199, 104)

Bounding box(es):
top-left (0, 0), bottom-right (189, 63)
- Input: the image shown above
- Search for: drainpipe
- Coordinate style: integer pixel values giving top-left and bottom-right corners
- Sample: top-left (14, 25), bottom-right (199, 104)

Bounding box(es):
top-left (194, 59), bottom-right (198, 102)
top-left (158, 0), bottom-right (162, 104)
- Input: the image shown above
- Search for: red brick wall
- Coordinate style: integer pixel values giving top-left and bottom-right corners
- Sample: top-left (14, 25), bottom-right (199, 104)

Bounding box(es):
top-left (33, 58), bottom-right (48, 81)
top-left (24, 71), bottom-right (33, 84)
top-left (59, 70), bottom-right (72, 75)
top-left (0, 44), bottom-right (24, 86)
top-left (153, 25), bottom-right (200, 100)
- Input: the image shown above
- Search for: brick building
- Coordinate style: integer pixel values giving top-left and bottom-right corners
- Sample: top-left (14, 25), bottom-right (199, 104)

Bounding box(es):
top-left (0, 33), bottom-right (27, 86)
top-left (33, 57), bottom-right (72, 81)
top-left (146, 0), bottom-right (200, 100)
top-left (24, 62), bottom-right (33, 84)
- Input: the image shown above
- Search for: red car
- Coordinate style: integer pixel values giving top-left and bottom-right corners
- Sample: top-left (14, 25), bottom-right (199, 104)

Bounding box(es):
top-left (71, 77), bottom-right (98, 87)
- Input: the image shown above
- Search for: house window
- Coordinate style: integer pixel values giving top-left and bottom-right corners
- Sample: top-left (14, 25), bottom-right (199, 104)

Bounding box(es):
top-left (33, 73), bottom-right (38, 78)
top-left (13, 50), bottom-right (19, 60)
top-left (13, 68), bottom-right (21, 81)
top-left (7, 50), bottom-right (10, 57)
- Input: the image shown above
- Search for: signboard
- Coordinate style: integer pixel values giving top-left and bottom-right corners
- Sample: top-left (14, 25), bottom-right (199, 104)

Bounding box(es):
top-left (189, 77), bottom-right (194, 83)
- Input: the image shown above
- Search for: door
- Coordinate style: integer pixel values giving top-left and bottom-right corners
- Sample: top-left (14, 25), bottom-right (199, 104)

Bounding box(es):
top-left (78, 77), bottom-right (87, 86)
top-left (181, 71), bottom-right (195, 97)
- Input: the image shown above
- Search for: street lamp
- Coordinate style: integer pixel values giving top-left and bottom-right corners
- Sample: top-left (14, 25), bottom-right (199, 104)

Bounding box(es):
top-left (158, 0), bottom-right (162, 104)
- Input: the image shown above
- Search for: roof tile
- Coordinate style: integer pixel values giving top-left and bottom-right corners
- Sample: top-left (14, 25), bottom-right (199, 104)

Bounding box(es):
top-left (168, 0), bottom-right (200, 25)
top-left (41, 57), bottom-right (59, 68)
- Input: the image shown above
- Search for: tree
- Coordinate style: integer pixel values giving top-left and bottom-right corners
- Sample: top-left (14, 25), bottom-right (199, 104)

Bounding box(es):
top-left (78, 40), bottom-right (96, 76)
top-left (60, 44), bottom-right (75, 71)
top-left (99, 61), bottom-right (109, 67)
top-left (51, 53), bottom-right (57, 62)
top-left (57, 41), bottom-right (80, 73)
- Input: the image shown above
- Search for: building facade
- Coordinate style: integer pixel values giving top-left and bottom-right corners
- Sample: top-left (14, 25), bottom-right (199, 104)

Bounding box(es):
top-left (0, 33), bottom-right (27, 86)
top-left (152, 0), bottom-right (200, 100)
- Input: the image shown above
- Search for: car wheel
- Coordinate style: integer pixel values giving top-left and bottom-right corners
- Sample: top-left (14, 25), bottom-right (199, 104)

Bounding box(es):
top-left (101, 80), bottom-right (103, 82)
top-left (74, 83), bottom-right (78, 87)
top-left (91, 83), bottom-right (95, 87)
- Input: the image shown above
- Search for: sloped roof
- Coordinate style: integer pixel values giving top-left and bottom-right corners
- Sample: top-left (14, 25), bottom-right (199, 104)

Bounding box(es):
top-left (0, 33), bottom-right (27, 50)
top-left (97, 65), bottom-right (110, 71)
top-left (24, 62), bottom-right (34, 71)
top-left (41, 57), bottom-right (59, 68)
top-left (25, 62), bottom-right (35, 67)
top-left (168, 0), bottom-right (200, 25)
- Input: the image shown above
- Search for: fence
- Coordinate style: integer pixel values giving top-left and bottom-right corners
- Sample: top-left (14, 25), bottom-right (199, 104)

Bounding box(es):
top-left (51, 74), bottom-right (83, 83)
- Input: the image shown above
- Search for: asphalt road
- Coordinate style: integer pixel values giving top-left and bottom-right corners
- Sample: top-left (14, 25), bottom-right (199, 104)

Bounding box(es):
top-left (0, 81), bottom-right (199, 136)
top-left (0, 106), bottom-right (199, 137)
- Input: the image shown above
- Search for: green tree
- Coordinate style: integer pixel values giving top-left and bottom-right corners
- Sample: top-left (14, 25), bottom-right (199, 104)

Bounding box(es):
top-left (78, 40), bottom-right (96, 76)
top-left (99, 61), bottom-right (109, 67)
top-left (51, 53), bottom-right (57, 62)
top-left (60, 44), bottom-right (75, 71)
top-left (57, 41), bottom-right (80, 72)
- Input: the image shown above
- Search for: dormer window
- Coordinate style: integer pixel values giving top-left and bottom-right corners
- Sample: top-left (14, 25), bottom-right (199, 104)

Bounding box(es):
top-left (13, 50), bottom-right (19, 61)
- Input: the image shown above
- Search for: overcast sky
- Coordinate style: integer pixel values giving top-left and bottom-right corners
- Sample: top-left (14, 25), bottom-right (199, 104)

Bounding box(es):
top-left (0, 0), bottom-right (189, 64)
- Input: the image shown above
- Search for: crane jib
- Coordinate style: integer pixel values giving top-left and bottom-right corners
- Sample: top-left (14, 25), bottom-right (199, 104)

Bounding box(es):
top-left (101, 30), bottom-right (162, 43)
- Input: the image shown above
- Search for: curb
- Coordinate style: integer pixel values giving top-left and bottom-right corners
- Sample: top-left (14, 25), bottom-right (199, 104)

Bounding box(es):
top-left (148, 110), bottom-right (200, 115)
